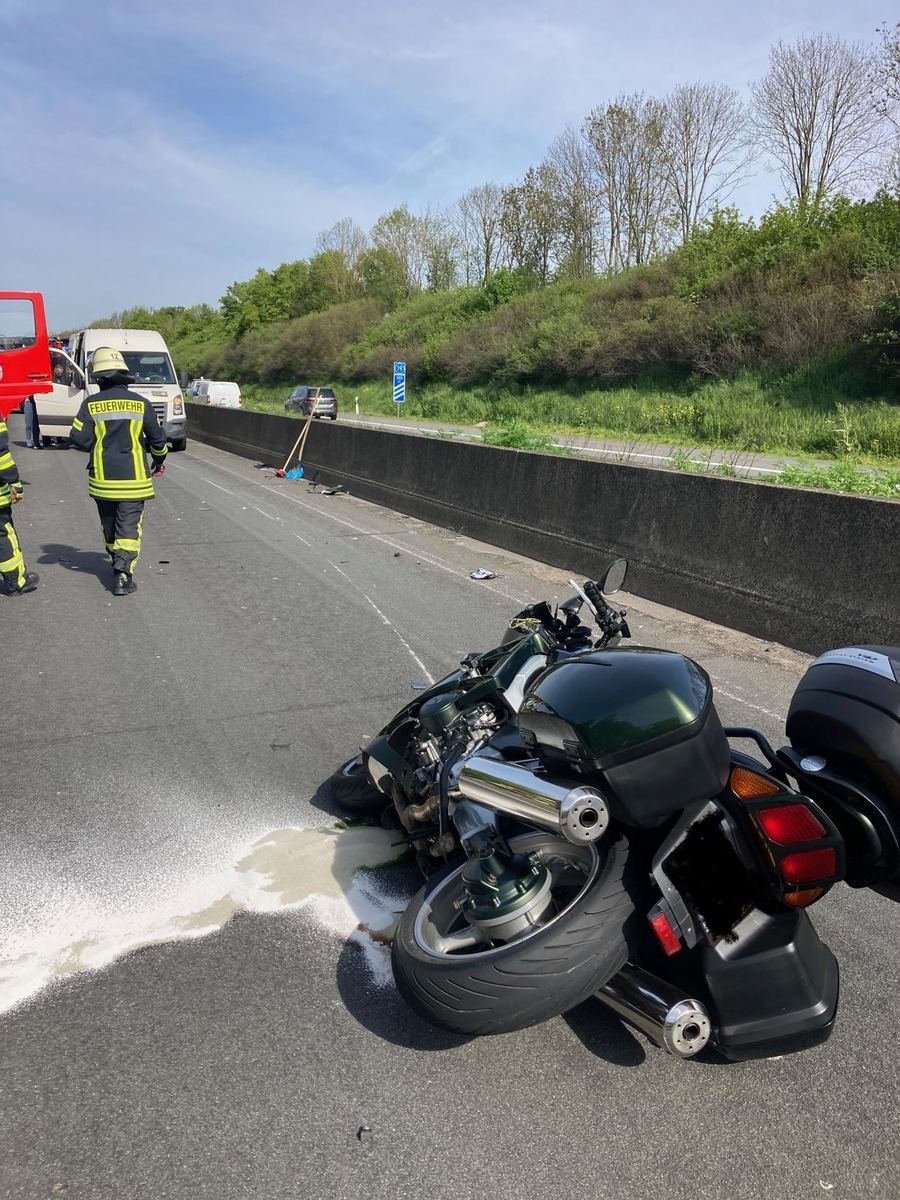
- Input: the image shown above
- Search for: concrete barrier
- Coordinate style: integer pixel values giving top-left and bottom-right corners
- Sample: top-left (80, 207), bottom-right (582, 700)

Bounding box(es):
top-left (187, 403), bottom-right (900, 654)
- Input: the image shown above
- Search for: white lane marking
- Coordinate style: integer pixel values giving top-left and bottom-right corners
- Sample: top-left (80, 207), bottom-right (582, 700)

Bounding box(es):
top-left (201, 476), bottom-right (233, 494)
top-left (186, 458), bottom-right (439, 679)
top-left (328, 560), bottom-right (435, 683)
top-left (201, 474), bottom-right (278, 523)
top-left (334, 418), bottom-right (786, 477)
top-left (255, 477), bottom-right (525, 600)
top-left (567, 446), bottom-right (784, 475)
top-left (175, 453), bottom-right (532, 603)
top-left (708, 674), bottom-right (786, 722)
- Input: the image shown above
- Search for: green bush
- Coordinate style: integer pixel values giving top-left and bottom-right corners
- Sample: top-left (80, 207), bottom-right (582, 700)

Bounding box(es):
top-left (174, 192), bottom-right (900, 469)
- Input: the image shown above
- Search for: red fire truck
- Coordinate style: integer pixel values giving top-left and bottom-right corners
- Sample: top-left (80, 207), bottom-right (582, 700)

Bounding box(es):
top-left (0, 292), bottom-right (53, 419)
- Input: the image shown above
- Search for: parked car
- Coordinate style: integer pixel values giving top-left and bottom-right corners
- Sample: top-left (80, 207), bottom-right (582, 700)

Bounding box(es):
top-left (284, 386), bottom-right (337, 419)
top-left (196, 380), bottom-right (242, 409)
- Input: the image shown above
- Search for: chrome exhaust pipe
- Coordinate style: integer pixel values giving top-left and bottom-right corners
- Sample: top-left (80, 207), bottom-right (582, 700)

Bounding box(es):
top-left (455, 755), bottom-right (610, 845)
top-left (596, 964), bottom-right (712, 1058)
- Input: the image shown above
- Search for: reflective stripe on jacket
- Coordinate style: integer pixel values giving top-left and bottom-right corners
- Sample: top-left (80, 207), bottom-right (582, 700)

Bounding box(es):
top-left (70, 387), bottom-right (168, 500)
top-left (0, 419), bottom-right (21, 506)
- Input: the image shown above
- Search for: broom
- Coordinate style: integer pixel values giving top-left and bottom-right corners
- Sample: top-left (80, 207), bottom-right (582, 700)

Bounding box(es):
top-left (275, 395), bottom-right (321, 477)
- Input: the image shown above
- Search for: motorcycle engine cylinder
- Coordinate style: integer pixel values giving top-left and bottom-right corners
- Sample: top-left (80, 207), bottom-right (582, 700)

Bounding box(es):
top-left (419, 691), bottom-right (464, 736)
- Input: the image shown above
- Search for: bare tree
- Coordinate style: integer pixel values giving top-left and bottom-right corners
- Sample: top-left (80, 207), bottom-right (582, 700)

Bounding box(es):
top-left (873, 22), bottom-right (900, 189)
top-left (500, 165), bottom-right (560, 284)
top-left (451, 183), bottom-right (505, 285)
top-left (873, 22), bottom-right (900, 123)
top-left (367, 202), bottom-right (453, 294)
top-left (315, 217), bottom-right (369, 281)
top-left (311, 218), bottom-right (368, 302)
top-left (662, 81), bottom-right (754, 242)
top-left (585, 93), bottom-right (673, 271)
top-left (750, 33), bottom-right (890, 212)
top-left (423, 209), bottom-right (460, 291)
top-left (544, 126), bottom-right (601, 278)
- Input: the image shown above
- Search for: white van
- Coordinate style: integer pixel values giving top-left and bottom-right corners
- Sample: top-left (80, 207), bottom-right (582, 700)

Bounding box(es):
top-left (37, 328), bottom-right (188, 451)
top-left (196, 380), bottom-right (242, 409)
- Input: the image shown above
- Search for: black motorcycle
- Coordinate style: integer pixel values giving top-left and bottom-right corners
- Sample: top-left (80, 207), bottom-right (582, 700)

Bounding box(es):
top-left (331, 570), bottom-right (900, 1060)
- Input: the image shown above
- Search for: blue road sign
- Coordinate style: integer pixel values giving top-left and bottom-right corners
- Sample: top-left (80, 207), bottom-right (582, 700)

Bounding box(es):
top-left (393, 360), bottom-right (406, 404)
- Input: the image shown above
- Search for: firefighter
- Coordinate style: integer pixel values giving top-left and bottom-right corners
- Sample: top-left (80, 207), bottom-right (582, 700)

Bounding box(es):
top-left (69, 346), bottom-right (168, 596)
top-left (0, 415), bottom-right (39, 595)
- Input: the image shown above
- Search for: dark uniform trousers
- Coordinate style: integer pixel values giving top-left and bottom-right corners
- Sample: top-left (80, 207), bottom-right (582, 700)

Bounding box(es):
top-left (0, 504), bottom-right (27, 592)
top-left (96, 499), bottom-right (145, 576)
top-left (70, 384), bottom-right (168, 580)
top-left (0, 415), bottom-right (27, 592)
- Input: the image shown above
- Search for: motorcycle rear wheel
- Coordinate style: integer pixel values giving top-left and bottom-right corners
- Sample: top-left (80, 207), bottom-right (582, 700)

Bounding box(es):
top-left (392, 831), bottom-right (631, 1036)
top-left (329, 754), bottom-right (385, 815)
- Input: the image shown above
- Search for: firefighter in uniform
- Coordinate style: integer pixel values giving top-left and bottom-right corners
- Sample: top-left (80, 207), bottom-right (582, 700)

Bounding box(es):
top-left (69, 346), bottom-right (168, 596)
top-left (0, 415), bottom-right (39, 595)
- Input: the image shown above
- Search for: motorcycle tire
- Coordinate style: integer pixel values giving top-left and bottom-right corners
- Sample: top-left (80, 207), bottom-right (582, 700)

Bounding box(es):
top-left (392, 831), bottom-right (631, 1036)
top-left (329, 754), bottom-right (386, 815)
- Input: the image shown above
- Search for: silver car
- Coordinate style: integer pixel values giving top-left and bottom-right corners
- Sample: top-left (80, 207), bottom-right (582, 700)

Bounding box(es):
top-left (284, 386), bottom-right (338, 419)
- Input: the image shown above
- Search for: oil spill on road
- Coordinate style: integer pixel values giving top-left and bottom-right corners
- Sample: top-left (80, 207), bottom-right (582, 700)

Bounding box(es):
top-left (0, 825), bottom-right (407, 1016)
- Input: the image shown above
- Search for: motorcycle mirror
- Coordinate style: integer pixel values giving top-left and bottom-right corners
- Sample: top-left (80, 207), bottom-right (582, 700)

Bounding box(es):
top-left (600, 558), bottom-right (628, 595)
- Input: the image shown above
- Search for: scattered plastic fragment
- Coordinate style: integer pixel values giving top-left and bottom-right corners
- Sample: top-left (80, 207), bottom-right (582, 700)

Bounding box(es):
top-left (470, 567), bottom-right (497, 580)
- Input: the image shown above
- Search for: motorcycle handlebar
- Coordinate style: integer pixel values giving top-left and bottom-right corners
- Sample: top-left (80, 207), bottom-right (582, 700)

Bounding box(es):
top-left (584, 580), bottom-right (614, 623)
top-left (583, 580), bottom-right (605, 611)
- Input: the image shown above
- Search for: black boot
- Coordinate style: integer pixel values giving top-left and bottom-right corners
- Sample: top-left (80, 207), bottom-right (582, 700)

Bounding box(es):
top-left (113, 572), bottom-right (137, 596)
top-left (2, 572), bottom-right (39, 595)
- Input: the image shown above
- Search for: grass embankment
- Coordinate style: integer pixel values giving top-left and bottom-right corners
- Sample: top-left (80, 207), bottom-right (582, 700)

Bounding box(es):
top-left (176, 197), bottom-right (900, 498)
top-left (240, 375), bottom-right (900, 499)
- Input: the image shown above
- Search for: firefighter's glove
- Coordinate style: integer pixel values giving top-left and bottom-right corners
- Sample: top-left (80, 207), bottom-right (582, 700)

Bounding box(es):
top-left (10, 483), bottom-right (23, 504)
top-left (150, 462), bottom-right (166, 478)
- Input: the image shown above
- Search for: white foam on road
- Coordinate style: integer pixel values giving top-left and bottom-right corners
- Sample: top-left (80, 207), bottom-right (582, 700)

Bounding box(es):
top-left (0, 824), bottom-right (408, 1016)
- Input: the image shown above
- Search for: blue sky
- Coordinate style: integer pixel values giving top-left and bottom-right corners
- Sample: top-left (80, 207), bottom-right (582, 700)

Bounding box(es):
top-left (1, 0), bottom-right (892, 329)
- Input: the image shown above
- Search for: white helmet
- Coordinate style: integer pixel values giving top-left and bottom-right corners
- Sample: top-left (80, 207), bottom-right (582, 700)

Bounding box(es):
top-left (91, 347), bottom-right (130, 377)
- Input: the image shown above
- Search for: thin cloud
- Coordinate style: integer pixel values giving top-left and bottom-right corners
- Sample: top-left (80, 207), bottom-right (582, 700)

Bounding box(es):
top-left (1, 0), bottom-right (893, 327)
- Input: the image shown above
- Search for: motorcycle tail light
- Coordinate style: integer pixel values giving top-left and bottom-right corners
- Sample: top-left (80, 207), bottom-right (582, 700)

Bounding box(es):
top-left (749, 800), bottom-right (844, 905)
top-left (780, 847), bottom-right (838, 885)
top-left (757, 803), bottom-right (826, 844)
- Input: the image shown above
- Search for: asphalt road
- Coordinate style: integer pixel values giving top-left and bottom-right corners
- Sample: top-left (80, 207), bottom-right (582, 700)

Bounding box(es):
top-left (2, 418), bottom-right (898, 1200)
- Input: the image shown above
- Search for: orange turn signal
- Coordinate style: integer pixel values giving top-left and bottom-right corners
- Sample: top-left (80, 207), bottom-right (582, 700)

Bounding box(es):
top-left (782, 888), bottom-right (825, 908)
top-left (731, 767), bottom-right (780, 799)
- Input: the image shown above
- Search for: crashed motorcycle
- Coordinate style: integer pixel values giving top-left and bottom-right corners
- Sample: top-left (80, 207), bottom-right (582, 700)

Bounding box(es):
top-left (330, 570), bottom-right (900, 1060)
